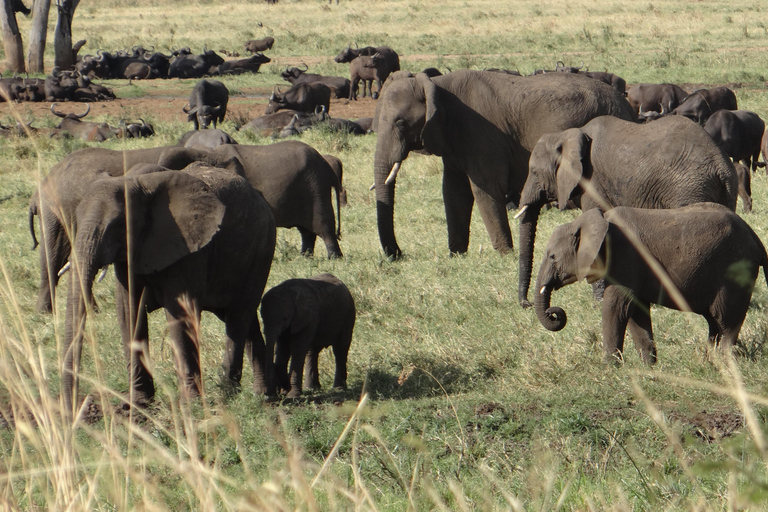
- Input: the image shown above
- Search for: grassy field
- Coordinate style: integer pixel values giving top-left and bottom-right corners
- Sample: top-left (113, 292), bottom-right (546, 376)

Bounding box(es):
top-left (3, 0), bottom-right (768, 510)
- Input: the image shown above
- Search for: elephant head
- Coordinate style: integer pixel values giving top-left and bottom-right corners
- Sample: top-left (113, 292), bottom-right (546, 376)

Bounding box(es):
top-left (62, 171), bottom-right (226, 413)
top-left (517, 128), bottom-right (592, 307)
top-left (534, 208), bottom-right (608, 331)
top-left (372, 73), bottom-right (444, 257)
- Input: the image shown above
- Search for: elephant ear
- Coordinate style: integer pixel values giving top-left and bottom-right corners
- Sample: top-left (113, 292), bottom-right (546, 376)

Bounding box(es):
top-left (556, 129), bottom-right (592, 210)
top-left (417, 73), bottom-right (446, 156)
top-left (575, 208), bottom-right (609, 282)
top-left (133, 171), bottom-right (225, 274)
top-left (289, 286), bottom-right (316, 335)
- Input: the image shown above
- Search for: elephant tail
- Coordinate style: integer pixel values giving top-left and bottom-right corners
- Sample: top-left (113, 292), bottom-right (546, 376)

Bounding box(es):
top-left (29, 189), bottom-right (39, 250)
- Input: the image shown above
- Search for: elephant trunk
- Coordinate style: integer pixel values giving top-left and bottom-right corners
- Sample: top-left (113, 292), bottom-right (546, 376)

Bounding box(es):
top-left (61, 235), bottom-right (101, 416)
top-left (373, 147), bottom-right (402, 258)
top-left (517, 203), bottom-right (543, 307)
top-left (534, 261), bottom-right (567, 332)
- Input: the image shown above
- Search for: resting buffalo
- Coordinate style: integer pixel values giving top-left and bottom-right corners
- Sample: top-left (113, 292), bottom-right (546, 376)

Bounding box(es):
top-left (241, 109), bottom-right (327, 136)
top-left (183, 79), bottom-right (229, 130)
top-left (264, 82), bottom-right (331, 115)
top-left (217, 53), bottom-right (271, 75)
top-left (281, 64), bottom-right (351, 99)
top-left (117, 118), bottom-right (155, 139)
top-left (244, 37), bottom-right (275, 53)
top-left (50, 103), bottom-right (115, 142)
top-left (169, 48), bottom-right (225, 79)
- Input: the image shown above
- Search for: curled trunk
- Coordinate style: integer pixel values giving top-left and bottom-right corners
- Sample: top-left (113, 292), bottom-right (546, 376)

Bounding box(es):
top-left (534, 268), bottom-right (567, 332)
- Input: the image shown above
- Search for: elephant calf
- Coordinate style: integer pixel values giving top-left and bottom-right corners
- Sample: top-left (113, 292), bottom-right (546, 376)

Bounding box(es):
top-left (261, 273), bottom-right (356, 398)
top-left (535, 204), bottom-right (768, 364)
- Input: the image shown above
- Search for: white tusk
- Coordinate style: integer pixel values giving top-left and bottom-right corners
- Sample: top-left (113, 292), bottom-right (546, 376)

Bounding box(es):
top-left (540, 285), bottom-right (548, 295)
top-left (97, 268), bottom-right (108, 283)
top-left (369, 182), bottom-right (375, 190)
top-left (57, 262), bottom-right (71, 277)
top-left (385, 161), bottom-right (401, 185)
top-left (514, 205), bottom-right (529, 220)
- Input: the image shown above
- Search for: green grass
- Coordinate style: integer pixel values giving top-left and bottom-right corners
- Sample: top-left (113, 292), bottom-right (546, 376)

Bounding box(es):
top-left (3, 0), bottom-right (768, 510)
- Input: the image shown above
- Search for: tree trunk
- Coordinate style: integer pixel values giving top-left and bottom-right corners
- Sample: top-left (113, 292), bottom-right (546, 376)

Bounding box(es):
top-left (53, 0), bottom-right (79, 69)
top-left (1, 0), bottom-right (25, 73)
top-left (26, 0), bottom-right (50, 73)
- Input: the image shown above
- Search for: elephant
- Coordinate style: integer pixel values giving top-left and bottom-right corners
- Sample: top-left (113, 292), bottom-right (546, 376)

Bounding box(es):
top-left (371, 70), bottom-right (635, 258)
top-left (209, 142), bottom-right (344, 258)
top-left (534, 204), bottom-right (768, 364)
top-left (31, 141), bottom-right (342, 314)
top-left (178, 128), bottom-right (238, 149)
top-left (62, 163), bottom-right (277, 414)
top-left (29, 145), bottom-right (245, 313)
top-left (671, 86), bottom-right (737, 125)
top-left (703, 109), bottom-right (765, 172)
top-left (261, 273), bottom-right (356, 398)
top-left (516, 115), bottom-right (739, 307)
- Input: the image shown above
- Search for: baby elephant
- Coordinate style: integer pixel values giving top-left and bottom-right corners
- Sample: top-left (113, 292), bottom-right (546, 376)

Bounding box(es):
top-left (535, 203), bottom-right (768, 364)
top-left (261, 273), bottom-right (356, 397)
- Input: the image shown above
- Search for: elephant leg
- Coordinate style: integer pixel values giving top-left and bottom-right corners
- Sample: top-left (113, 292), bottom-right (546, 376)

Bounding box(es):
top-left (274, 337), bottom-right (292, 394)
top-left (222, 314), bottom-right (251, 391)
top-left (36, 215), bottom-right (70, 313)
top-left (116, 276), bottom-right (154, 403)
top-left (469, 182), bottom-right (513, 254)
top-left (331, 316), bottom-right (354, 390)
top-left (304, 350), bottom-right (320, 390)
top-left (627, 302), bottom-right (657, 365)
top-left (164, 300), bottom-right (203, 397)
top-left (287, 329), bottom-right (316, 398)
top-left (443, 166), bottom-right (474, 254)
top-left (247, 316), bottom-right (274, 396)
top-left (601, 286), bottom-right (631, 365)
top-left (298, 226), bottom-right (316, 256)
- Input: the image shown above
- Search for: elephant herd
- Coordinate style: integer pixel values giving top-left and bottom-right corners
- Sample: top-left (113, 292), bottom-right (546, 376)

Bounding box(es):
top-left (27, 68), bottom-right (768, 417)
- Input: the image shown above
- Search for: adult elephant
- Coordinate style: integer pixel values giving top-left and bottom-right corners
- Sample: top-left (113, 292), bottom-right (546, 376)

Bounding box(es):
top-left (516, 115), bottom-right (738, 307)
top-left (703, 109), bottom-right (765, 172)
top-left (29, 146), bottom-right (244, 313)
top-left (62, 164), bottom-right (276, 414)
top-left (371, 70), bottom-right (635, 258)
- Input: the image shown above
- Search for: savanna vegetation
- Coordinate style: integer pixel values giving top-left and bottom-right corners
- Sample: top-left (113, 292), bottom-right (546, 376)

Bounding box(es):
top-left (2, 0), bottom-right (768, 510)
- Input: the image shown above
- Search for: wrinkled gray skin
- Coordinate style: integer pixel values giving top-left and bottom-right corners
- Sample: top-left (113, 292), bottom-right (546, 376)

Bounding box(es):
top-left (178, 128), bottom-right (238, 149)
top-left (261, 273), bottom-right (355, 398)
top-left (671, 86), bottom-right (737, 125)
top-left (517, 115), bottom-right (738, 307)
top-left (704, 109), bottom-right (765, 172)
top-left (372, 70), bottom-right (636, 258)
top-left (30, 145), bottom-right (245, 313)
top-left (535, 204), bottom-right (768, 364)
top-left (62, 164), bottom-right (276, 415)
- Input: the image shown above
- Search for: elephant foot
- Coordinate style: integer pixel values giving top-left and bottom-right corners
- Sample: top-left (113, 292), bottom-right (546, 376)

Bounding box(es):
top-left (520, 298), bottom-right (533, 309)
top-left (286, 388), bottom-right (302, 399)
top-left (36, 300), bottom-right (53, 314)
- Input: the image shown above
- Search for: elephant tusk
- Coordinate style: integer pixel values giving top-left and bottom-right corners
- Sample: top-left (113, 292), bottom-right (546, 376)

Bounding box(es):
top-left (514, 205), bottom-right (529, 220)
top-left (97, 268), bottom-right (108, 283)
top-left (369, 182), bottom-right (375, 190)
top-left (540, 285), bottom-right (548, 295)
top-left (385, 162), bottom-right (401, 185)
top-left (57, 261), bottom-right (71, 277)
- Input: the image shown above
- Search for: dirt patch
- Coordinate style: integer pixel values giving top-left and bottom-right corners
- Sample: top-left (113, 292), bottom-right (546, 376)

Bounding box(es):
top-left (10, 85), bottom-right (377, 127)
